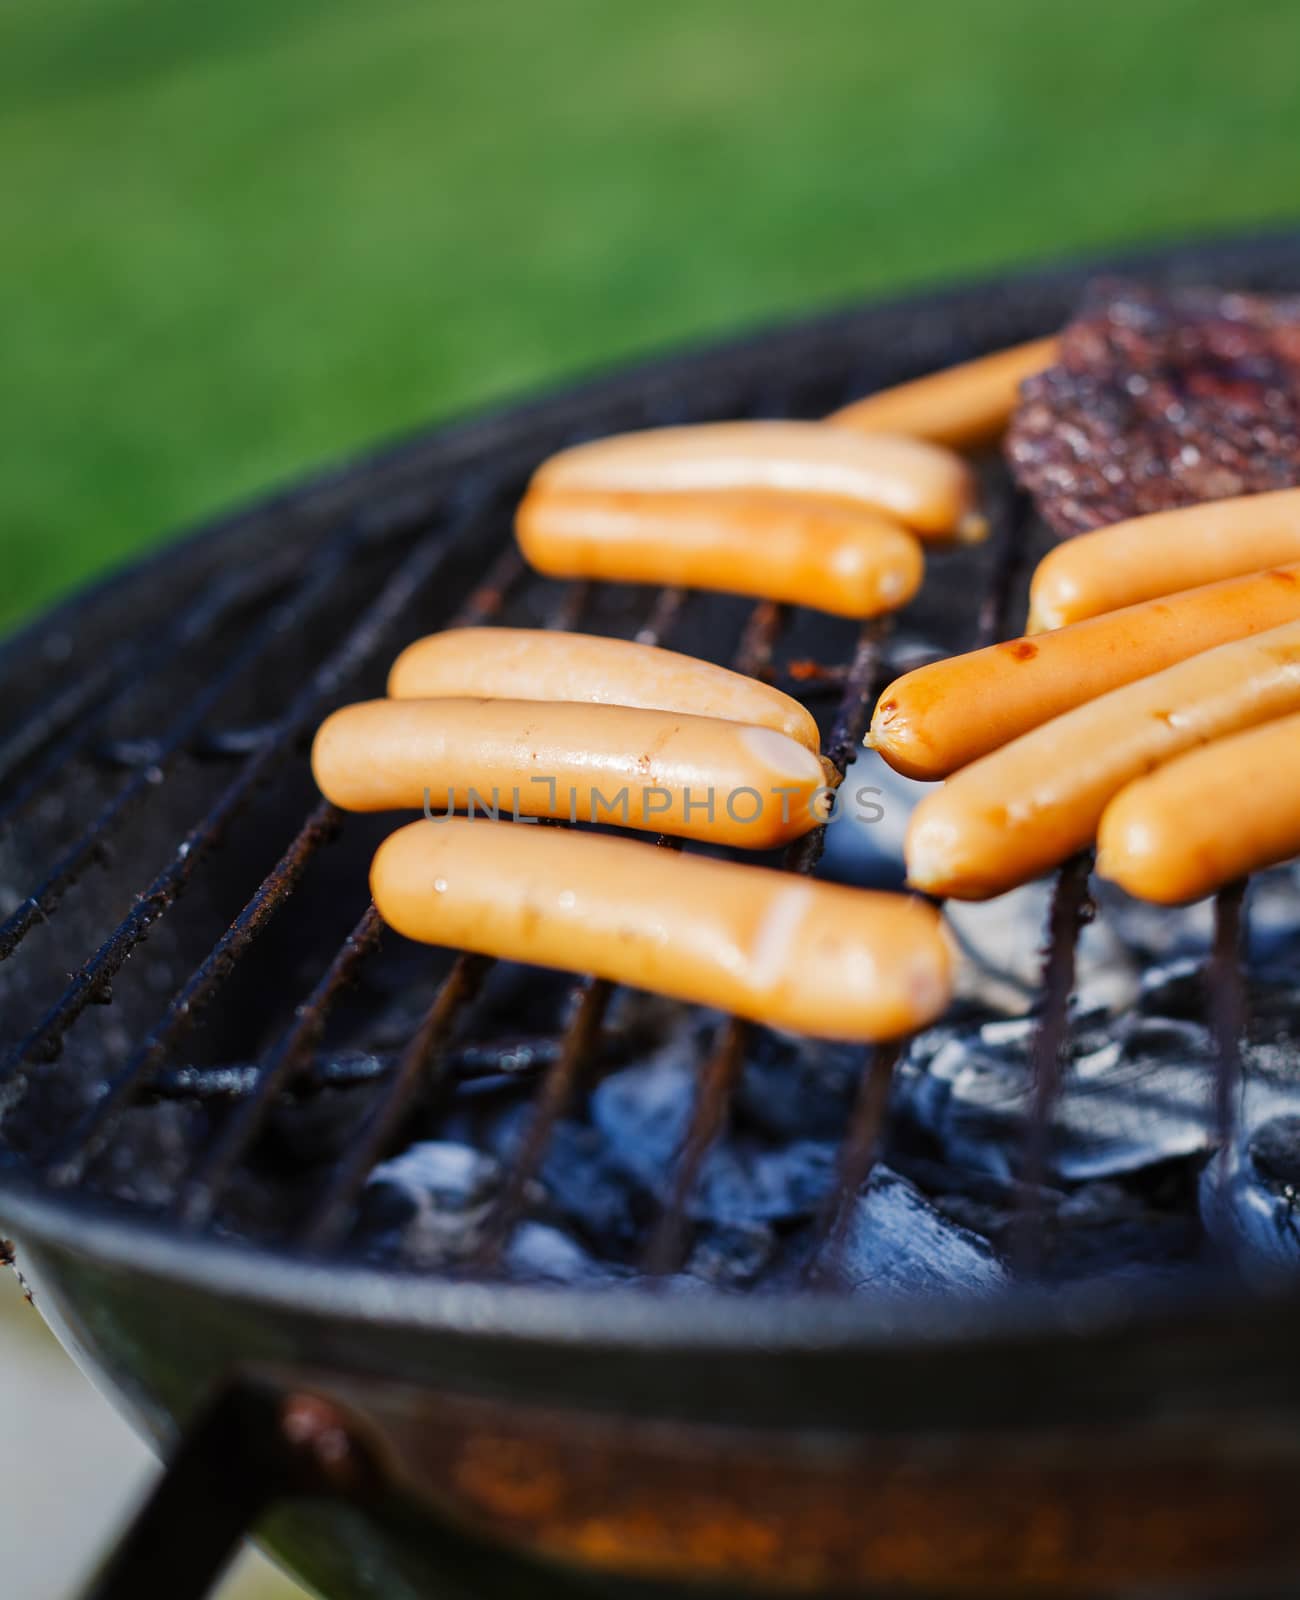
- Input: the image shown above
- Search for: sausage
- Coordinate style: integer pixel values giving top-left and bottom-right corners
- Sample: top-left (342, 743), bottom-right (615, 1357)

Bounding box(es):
top-left (868, 563), bottom-right (1300, 781)
top-left (1027, 488), bottom-right (1300, 631)
top-left (905, 619), bottom-right (1300, 900)
top-left (829, 336), bottom-right (1060, 451)
top-left (516, 489), bottom-right (924, 618)
top-left (1097, 711), bottom-right (1300, 904)
top-left (371, 817), bottom-right (953, 1041)
top-left (529, 420), bottom-right (984, 540)
top-left (388, 626), bottom-right (821, 751)
top-left (313, 698), bottom-right (831, 848)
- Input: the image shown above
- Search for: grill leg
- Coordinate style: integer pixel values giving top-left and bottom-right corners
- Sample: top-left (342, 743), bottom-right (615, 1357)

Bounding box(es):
top-left (78, 1382), bottom-right (376, 1600)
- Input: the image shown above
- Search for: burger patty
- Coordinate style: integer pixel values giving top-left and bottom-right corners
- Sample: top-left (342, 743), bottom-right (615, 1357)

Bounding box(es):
top-left (1006, 279), bottom-right (1300, 538)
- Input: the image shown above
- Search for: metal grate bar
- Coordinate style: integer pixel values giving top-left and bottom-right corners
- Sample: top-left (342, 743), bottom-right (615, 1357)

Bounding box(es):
top-left (189, 724), bottom-right (283, 762)
top-left (144, 1039), bottom-right (560, 1103)
top-left (769, 659), bottom-right (849, 694)
top-left (175, 906), bottom-right (387, 1229)
top-left (301, 952), bottom-right (493, 1251)
top-left (455, 544), bottom-right (529, 631)
top-left (780, 614), bottom-right (894, 885)
top-left (730, 600), bottom-right (786, 680)
top-left (474, 975), bottom-right (613, 1271)
top-left (1014, 851), bottom-right (1095, 1265)
top-left (1, 495), bottom-right (497, 1083)
top-left (0, 547), bottom-right (306, 828)
top-left (635, 587), bottom-right (689, 646)
top-left (90, 723), bottom-right (293, 771)
top-left (820, 619), bottom-right (894, 776)
top-left (43, 539), bottom-right (533, 1204)
top-left (543, 580), bottom-right (593, 633)
top-left (644, 1020), bottom-right (749, 1275)
top-left (0, 642), bottom-right (139, 799)
top-left (0, 535), bottom-right (359, 964)
top-left (42, 803), bottom-right (343, 1187)
top-left (1207, 880), bottom-right (1249, 1178)
top-left (973, 481), bottom-right (1036, 651)
top-left (807, 1038), bottom-right (905, 1280)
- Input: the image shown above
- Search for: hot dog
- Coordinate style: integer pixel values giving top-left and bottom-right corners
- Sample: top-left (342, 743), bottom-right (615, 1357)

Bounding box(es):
top-left (1027, 489), bottom-right (1300, 632)
top-left (1097, 710), bottom-right (1300, 904)
top-left (371, 817), bottom-right (953, 1041)
top-left (387, 626), bottom-right (821, 751)
top-left (905, 620), bottom-right (1300, 900)
top-left (515, 489), bottom-right (924, 618)
top-left (830, 336), bottom-right (1060, 451)
top-left (529, 421), bottom-right (983, 540)
top-left (313, 698), bottom-right (831, 848)
top-left (868, 564), bottom-right (1300, 780)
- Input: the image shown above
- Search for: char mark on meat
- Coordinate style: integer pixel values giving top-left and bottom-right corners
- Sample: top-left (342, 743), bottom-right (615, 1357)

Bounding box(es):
top-left (1006, 279), bottom-right (1300, 538)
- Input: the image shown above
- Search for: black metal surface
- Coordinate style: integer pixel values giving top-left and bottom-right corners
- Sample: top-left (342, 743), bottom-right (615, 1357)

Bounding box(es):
top-left (4, 227), bottom-right (1300, 1600)
top-left (79, 1381), bottom-right (380, 1600)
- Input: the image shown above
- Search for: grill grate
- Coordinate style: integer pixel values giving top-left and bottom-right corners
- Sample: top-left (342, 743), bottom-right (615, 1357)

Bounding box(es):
top-left (4, 456), bottom-right (1042, 1272)
top-left (4, 240), bottom-right (1292, 1287)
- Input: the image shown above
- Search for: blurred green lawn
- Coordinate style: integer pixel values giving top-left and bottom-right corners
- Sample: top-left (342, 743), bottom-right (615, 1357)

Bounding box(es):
top-left (5, 0), bottom-right (1300, 629)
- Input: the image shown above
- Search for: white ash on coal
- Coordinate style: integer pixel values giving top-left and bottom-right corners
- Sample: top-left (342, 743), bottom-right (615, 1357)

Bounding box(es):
top-left (898, 1009), bottom-right (1223, 1184)
top-left (821, 1166), bottom-right (1009, 1300)
top-left (357, 1141), bottom-right (504, 1271)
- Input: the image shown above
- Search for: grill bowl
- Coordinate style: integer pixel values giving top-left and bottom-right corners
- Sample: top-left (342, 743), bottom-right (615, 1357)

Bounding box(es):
top-left (5, 229), bottom-right (1300, 1599)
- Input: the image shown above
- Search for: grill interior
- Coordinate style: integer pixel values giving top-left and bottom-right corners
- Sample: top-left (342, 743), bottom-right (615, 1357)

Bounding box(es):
top-left (3, 238), bottom-right (1299, 1299)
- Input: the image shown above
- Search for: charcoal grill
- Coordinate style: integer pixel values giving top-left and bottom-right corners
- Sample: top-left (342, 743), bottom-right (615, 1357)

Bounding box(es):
top-left (5, 230), bottom-right (1300, 1600)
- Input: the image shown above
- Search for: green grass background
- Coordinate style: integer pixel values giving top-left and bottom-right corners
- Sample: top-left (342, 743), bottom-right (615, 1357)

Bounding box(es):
top-left (5, 0), bottom-right (1299, 632)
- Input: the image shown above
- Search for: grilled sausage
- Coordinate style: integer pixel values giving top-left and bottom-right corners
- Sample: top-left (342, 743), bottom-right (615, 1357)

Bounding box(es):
top-left (371, 817), bottom-right (953, 1041)
top-left (1097, 711), bottom-right (1300, 904)
top-left (516, 489), bottom-right (924, 618)
top-left (829, 336), bottom-right (1060, 451)
top-left (313, 698), bottom-right (831, 848)
top-left (530, 421), bottom-right (984, 540)
top-left (868, 563), bottom-right (1300, 781)
top-left (905, 619), bottom-right (1300, 900)
top-left (1027, 489), bottom-right (1300, 631)
top-left (388, 626), bottom-right (821, 751)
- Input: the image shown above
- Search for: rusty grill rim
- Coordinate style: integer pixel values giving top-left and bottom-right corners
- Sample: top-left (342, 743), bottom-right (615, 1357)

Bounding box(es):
top-left (4, 225), bottom-right (1300, 1362)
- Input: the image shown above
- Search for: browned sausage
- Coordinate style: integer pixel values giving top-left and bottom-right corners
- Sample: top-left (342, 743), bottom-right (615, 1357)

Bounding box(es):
top-left (906, 620), bottom-right (1300, 899)
top-left (869, 563), bottom-right (1300, 780)
top-left (388, 626), bottom-right (820, 749)
top-left (372, 817), bottom-right (953, 1041)
top-left (830, 336), bottom-right (1060, 450)
top-left (313, 698), bottom-right (831, 848)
